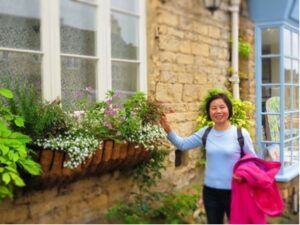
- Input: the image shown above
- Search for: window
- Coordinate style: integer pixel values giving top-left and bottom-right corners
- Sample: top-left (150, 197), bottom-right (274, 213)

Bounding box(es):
top-left (0, 0), bottom-right (42, 94)
top-left (0, 0), bottom-right (146, 110)
top-left (256, 25), bottom-right (299, 181)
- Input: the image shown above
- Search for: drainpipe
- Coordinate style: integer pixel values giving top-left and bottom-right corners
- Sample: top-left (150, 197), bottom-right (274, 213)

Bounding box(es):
top-left (228, 0), bottom-right (241, 99)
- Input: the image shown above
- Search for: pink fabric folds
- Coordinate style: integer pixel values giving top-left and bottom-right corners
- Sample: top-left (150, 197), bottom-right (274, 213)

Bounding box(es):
top-left (230, 154), bottom-right (284, 224)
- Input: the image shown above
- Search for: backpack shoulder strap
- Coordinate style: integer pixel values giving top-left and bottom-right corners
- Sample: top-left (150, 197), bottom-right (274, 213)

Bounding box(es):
top-left (237, 127), bottom-right (245, 157)
top-left (202, 126), bottom-right (213, 148)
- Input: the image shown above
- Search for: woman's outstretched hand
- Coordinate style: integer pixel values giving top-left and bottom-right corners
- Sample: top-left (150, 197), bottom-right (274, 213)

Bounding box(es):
top-left (160, 112), bottom-right (172, 133)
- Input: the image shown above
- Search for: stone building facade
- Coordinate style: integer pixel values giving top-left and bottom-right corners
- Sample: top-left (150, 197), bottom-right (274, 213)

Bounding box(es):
top-left (1, 0), bottom-right (297, 223)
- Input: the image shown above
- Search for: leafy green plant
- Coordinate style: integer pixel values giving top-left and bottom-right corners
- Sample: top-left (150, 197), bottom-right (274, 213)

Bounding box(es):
top-left (131, 148), bottom-right (168, 192)
top-left (239, 38), bottom-right (252, 58)
top-left (229, 38), bottom-right (252, 58)
top-left (4, 81), bottom-right (71, 141)
top-left (0, 88), bottom-right (41, 201)
top-left (107, 189), bottom-right (200, 224)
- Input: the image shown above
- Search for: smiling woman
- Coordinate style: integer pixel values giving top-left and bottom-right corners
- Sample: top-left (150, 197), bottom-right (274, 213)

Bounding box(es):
top-left (160, 89), bottom-right (257, 224)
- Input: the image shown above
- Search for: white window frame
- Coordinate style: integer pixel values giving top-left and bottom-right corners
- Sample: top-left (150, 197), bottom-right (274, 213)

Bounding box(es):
top-left (0, 0), bottom-right (147, 101)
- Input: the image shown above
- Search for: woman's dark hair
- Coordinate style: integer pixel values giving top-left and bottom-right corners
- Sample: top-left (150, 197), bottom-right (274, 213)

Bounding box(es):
top-left (205, 93), bottom-right (233, 121)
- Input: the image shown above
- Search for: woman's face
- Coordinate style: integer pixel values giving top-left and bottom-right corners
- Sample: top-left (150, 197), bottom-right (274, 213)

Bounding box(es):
top-left (209, 98), bottom-right (230, 124)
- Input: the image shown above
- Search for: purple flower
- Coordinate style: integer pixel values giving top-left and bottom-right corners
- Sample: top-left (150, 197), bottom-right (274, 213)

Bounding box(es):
top-left (105, 108), bottom-right (117, 116)
top-left (106, 99), bottom-right (113, 104)
top-left (114, 92), bottom-right (124, 99)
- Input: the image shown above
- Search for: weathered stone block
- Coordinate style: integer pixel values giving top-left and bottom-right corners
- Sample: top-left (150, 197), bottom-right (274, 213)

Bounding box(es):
top-left (156, 83), bottom-right (183, 103)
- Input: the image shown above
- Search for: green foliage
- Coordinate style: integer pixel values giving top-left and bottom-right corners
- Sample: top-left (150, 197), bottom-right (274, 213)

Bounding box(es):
top-left (107, 190), bottom-right (199, 224)
top-left (0, 88), bottom-right (41, 201)
top-left (34, 90), bottom-right (166, 170)
top-left (3, 81), bottom-right (71, 141)
top-left (124, 92), bottom-right (163, 125)
top-left (131, 148), bottom-right (168, 192)
top-left (196, 88), bottom-right (255, 131)
top-left (239, 38), bottom-right (252, 58)
top-left (230, 38), bottom-right (252, 58)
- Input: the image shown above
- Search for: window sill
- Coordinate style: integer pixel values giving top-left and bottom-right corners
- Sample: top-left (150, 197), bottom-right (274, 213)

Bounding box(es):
top-left (275, 163), bottom-right (299, 182)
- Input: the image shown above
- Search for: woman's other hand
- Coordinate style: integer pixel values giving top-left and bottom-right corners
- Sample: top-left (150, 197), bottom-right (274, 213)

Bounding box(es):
top-left (232, 174), bottom-right (244, 183)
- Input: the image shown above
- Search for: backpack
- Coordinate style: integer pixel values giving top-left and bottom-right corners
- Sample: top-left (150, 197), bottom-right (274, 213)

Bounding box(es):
top-left (201, 126), bottom-right (245, 158)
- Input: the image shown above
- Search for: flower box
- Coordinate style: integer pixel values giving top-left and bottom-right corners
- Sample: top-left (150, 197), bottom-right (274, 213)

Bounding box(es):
top-left (35, 140), bottom-right (151, 187)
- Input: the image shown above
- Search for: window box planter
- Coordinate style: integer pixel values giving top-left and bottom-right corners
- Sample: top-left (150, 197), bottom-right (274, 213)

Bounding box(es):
top-left (34, 140), bottom-right (151, 187)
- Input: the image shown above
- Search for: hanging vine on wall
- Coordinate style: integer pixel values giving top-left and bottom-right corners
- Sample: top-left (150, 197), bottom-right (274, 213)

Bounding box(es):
top-left (229, 37), bottom-right (252, 59)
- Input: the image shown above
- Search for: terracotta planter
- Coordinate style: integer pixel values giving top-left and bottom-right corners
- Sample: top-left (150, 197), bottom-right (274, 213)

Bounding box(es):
top-left (48, 150), bottom-right (64, 183)
top-left (109, 142), bottom-right (128, 171)
top-left (88, 146), bottom-right (103, 174)
top-left (39, 149), bottom-right (54, 180)
top-left (35, 140), bottom-right (151, 187)
top-left (97, 140), bottom-right (114, 173)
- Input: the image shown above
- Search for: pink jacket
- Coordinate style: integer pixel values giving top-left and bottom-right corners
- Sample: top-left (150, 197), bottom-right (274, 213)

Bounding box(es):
top-left (230, 154), bottom-right (284, 224)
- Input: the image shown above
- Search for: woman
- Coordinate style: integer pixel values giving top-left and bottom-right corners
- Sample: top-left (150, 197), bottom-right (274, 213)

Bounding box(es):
top-left (160, 92), bottom-right (256, 224)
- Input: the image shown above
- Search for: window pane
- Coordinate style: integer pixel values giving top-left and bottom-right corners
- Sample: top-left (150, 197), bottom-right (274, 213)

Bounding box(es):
top-left (284, 114), bottom-right (293, 139)
top-left (293, 86), bottom-right (299, 110)
top-left (111, 0), bottom-right (139, 13)
top-left (0, 0), bottom-right (40, 50)
top-left (112, 62), bottom-right (138, 92)
top-left (262, 114), bottom-right (280, 141)
top-left (262, 28), bottom-right (279, 55)
top-left (264, 143), bottom-right (280, 162)
top-left (285, 86), bottom-right (292, 111)
top-left (284, 28), bottom-right (291, 56)
top-left (284, 139), bottom-right (299, 167)
top-left (0, 51), bottom-right (41, 93)
top-left (292, 32), bottom-right (299, 58)
top-left (292, 60), bottom-right (299, 84)
top-left (291, 113), bottom-right (299, 138)
top-left (262, 86), bottom-right (280, 112)
top-left (61, 56), bottom-right (96, 110)
top-left (60, 0), bottom-right (96, 56)
top-left (262, 58), bottom-right (279, 83)
top-left (284, 58), bottom-right (292, 83)
top-left (111, 12), bottom-right (139, 60)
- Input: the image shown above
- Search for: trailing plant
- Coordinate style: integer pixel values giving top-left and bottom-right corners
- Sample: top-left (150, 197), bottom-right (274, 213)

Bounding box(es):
top-left (238, 38), bottom-right (252, 58)
top-left (229, 37), bottom-right (252, 58)
top-left (0, 88), bottom-right (41, 201)
top-left (131, 147), bottom-right (168, 192)
top-left (35, 128), bottom-right (100, 169)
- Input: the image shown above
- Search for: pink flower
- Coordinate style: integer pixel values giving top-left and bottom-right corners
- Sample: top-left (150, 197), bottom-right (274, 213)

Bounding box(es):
top-left (105, 108), bottom-right (116, 116)
top-left (85, 85), bottom-right (93, 93)
top-left (106, 99), bottom-right (113, 104)
top-left (75, 90), bottom-right (82, 98)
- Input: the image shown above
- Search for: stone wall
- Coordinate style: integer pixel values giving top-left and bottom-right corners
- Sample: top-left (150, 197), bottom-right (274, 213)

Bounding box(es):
top-left (277, 176), bottom-right (299, 213)
top-left (148, 0), bottom-right (232, 138)
top-left (239, 0), bottom-right (256, 103)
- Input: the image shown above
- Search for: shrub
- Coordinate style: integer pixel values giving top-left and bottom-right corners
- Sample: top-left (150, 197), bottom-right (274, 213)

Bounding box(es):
top-left (0, 88), bottom-right (41, 201)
